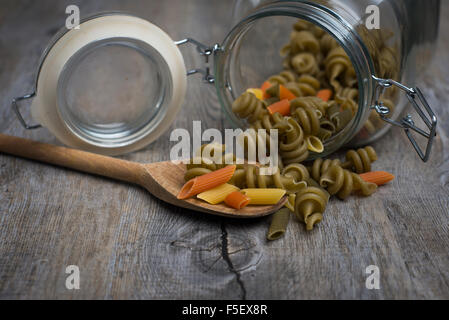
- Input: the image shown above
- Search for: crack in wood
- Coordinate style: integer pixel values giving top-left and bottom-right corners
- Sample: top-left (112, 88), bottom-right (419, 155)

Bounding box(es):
top-left (220, 221), bottom-right (247, 300)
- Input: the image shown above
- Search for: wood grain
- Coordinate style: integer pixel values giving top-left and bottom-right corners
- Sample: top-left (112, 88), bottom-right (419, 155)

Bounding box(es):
top-left (0, 134), bottom-right (287, 218)
top-left (0, 0), bottom-right (448, 300)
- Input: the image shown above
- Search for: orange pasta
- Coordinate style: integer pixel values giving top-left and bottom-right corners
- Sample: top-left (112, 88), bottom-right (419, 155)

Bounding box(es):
top-left (279, 85), bottom-right (297, 101)
top-left (359, 171), bottom-right (395, 186)
top-left (267, 99), bottom-right (291, 116)
top-left (316, 89), bottom-right (333, 102)
top-left (177, 165), bottom-right (236, 200)
top-left (261, 81), bottom-right (272, 99)
top-left (225, 191), bottom-right (250, 209)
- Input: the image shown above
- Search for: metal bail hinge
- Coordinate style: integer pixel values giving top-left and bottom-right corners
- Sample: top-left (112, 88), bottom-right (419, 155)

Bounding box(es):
top-left (371, 75), bottom-right (437, 162)
top-left (11, 92), bottom-right (42, 130)
top-left (175, 38), bottom-right (220, 84)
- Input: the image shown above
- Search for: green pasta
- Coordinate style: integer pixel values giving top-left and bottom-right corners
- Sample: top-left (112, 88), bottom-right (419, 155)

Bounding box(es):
top-left (249, 112), bottom-right (290, 136)
top-left (232, 91), bottom-right (267, 123)
top-left (336, 87), bottom-right (359, 115)
top-left (309, 158), bottom-right (342, 182)
top-left (324, 47), bottom-right (355, 92)
top-left (267, 70), bottom-right (296, 85)
top-left (317, 128), bottom-right (333, 141)
top-left (333, 109), bottom-right (353, 132)
top-left (289, 30), bottom-right (321, 55)
top-left (289, 97), bottom-right (324, 136)
top-left (319, 118), bottom-right (336, 133)
top-left (283, 75), bottom-right (320, 97)
top-left (319, 165), bottom-right (377, 199)
top-left (231, 164), bottom-right (306, 194)
top-left (223, 18), bottom-right (397, 236)
top-left (267, 208), bottom-right (291, 240)
top-left (341, 146), bottom-right (378, 173)
top-left (294, 186), bottom-right (329, 230)
top-left (280, 117), bottom-right (309, 164)
top-left (291, 52), bottom-right (319, 75)
top-left (184, 167), bottom-right (212, 182)
top-left (282, 162), bottom-right (310, 182)
top-left (320, 33), bottom-right (339, 55)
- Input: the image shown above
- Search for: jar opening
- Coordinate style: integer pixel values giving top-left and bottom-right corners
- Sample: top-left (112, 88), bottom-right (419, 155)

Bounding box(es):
top-left (57, 37), bottom-right (173, 148)
top-left (215, 1), bottom-right (376, 159)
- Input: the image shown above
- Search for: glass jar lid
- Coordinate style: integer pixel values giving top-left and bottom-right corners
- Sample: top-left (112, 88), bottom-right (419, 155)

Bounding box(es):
top-left (24, 13), bottom-right (187, 155)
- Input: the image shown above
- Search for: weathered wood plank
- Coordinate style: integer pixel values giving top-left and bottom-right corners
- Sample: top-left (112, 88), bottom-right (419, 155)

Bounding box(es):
top-left (0, 0), bottom-right (448, 300)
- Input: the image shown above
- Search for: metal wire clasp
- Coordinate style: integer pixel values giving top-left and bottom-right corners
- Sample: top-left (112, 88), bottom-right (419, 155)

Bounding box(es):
top-left (372, 75), bottom-right (437, 162)
top-left (11, 92), bottom-right (41, 130)
top-left (175, 38), bottom-right (220, 84)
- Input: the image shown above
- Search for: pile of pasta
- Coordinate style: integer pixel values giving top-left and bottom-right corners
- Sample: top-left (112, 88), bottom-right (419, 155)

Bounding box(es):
top-left (232, 19), bottom-right (360, 166)
top-left (178, 144), bottom-right (291, 210)
top-left (178, 143), bottom-right (394, 239)
top-left (232, 19), bottom-right (398, 166)
top-left (177, 20), bottom-right (397, 239)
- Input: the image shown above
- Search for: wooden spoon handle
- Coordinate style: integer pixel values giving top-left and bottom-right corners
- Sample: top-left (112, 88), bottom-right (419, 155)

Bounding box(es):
top-left (0, 134), bottom-right (147, 185)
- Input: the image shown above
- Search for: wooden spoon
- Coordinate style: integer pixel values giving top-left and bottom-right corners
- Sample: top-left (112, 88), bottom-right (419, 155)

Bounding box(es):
top-left (0, 134), bottom-right (286, 218)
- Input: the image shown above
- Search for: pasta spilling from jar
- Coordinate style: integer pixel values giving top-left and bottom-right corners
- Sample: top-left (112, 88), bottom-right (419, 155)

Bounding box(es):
top-left (177, 20), bottom-right (397, 240)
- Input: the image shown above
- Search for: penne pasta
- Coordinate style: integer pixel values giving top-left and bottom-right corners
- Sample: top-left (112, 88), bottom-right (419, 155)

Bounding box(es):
top-left (224, 191), bottom-right (250, 209)
top-left (177, 165), bottom-right (236, 200)
top-left (267, 208), bottom-right (291, 241)
top-left (359, 171), bottom-right (394, 186)
top-left (241, 188), bottom-right (286, 205)
top-left (197, 183), bottom-right (239, 205)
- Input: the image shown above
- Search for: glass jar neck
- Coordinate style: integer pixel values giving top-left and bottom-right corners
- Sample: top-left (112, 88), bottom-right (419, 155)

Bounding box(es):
top-left (216, 0), bottom-right (376, 158)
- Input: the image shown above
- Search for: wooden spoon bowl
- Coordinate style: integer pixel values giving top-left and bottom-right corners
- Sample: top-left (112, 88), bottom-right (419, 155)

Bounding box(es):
top-left (0, 134), bottom-right (286, 218)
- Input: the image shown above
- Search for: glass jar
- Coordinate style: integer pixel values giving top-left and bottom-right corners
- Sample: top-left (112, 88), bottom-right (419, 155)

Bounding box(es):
top-left (220, 0), bottom-right (439, 160)
top-left (12, 2), bottom-right (438, 160)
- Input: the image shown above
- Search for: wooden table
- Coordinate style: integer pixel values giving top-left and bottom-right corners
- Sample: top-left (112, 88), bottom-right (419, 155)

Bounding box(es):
top-left (0, 0), bottom-right (448, 299)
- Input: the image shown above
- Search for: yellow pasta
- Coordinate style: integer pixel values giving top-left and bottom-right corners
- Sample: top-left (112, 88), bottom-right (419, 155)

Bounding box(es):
top-left (196, 183), bottom-right (239, 205)
top-left (246, 88), bottom-right (264, 100)
top-left (241, 188), bottom-right (286, 205)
